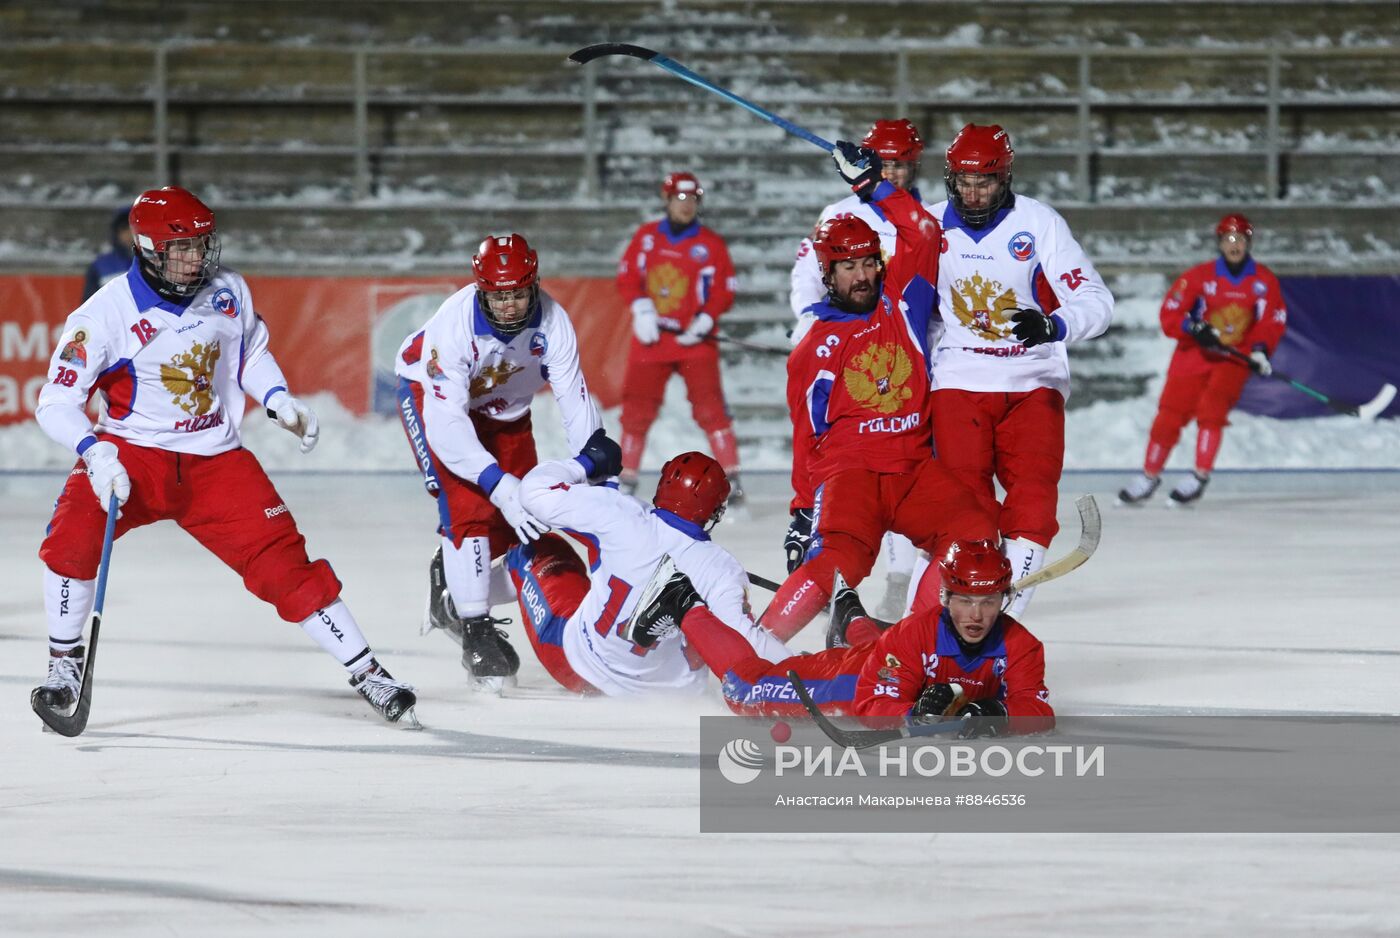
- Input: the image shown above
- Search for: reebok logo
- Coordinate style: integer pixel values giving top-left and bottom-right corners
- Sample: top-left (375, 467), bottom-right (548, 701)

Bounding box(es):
top-left (265, 504), bottom-right (288, 518)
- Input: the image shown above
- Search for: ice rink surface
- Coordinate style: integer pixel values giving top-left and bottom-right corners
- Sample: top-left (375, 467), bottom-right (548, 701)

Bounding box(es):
top-left (3, 468), bottom-right (1399, 936)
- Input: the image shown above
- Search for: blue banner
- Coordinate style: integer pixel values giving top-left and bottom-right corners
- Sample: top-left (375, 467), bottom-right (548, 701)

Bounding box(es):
top-left (1235, 276), bottom-right (1400, 419)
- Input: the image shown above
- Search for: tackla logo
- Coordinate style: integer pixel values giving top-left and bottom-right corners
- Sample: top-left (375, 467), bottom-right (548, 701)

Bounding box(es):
top-left (718, 738), bottom-right (765, 785)
top-left (951, 273), bottom-right (1018, 342)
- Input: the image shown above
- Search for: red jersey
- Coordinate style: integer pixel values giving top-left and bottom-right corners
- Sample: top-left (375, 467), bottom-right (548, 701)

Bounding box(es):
top-left (787, 184), bottom-right (942, 508)
top-left (616, 219), bottom-right (736, 362)
top-left (852, 606), bottom-right (1054, 735)
top-left (1160, 257), bottom-right (1287, 373)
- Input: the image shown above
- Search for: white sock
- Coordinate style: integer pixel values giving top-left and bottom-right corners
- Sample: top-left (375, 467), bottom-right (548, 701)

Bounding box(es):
top-left (883, 532), bottom-right (917, 578)
top-left (45, 567), bottom-right (95, 650)
top-left (1003, 537), bottom-right (1047, 619)
top-left (442, 535), bottom-right (492, 618)
top-left (299, 599), bottom-right (373, 674)
top-left (904, 551), bottom-right (931, 618)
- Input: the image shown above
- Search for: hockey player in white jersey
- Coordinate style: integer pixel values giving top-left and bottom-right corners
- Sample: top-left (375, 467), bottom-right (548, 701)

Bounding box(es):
top-left (922, 124), bottom-right (1113, 618)
top-left (786, 118), bottom-right (931, 619)
top-left (395, 233), bottom-right (603, 688)
top-left (503, 437), bottom-right (789, 697)
top-left (32, 186), bottom-right (417, 725)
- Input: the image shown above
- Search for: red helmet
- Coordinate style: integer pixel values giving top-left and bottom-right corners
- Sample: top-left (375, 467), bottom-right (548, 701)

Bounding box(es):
top-left (653, 451), bottom-right (730, 529)
top-left (1216, 213), bottom-right (1254, 240)
top-left (472, 234), bottom-right (539, 292)
top-left (938, 539), bottom-right (1013, 596)
top-left (811, 215), bottom-right (881, 274)
top-left (862, 119), bottom-right (924, 162)
top-left (661, 172), bottom-right (703, 200)
top-left (945, 123), bottom-right (1014, 178)
top-left (129, 186), bottom-right (220, 296)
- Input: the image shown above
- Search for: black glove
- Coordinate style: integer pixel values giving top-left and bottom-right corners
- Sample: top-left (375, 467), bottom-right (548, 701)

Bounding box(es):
top-left (784, 508), bottom-right (814, 573)
top-left (910, 683), bottom-right (960, 725)
top-left (1185, 318), bottom-right (1222, 350)
top-left (832, 141), bottom-right (882, 200)
top-left (955, 699), bottom-right (1010, 739)
top-left (1010, 308), bottom-right (1063, 348)
top-left (577, 429), bottom-right (623, 483)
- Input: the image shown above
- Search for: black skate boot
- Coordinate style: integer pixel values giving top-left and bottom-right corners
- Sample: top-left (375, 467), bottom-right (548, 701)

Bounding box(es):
top-left (424, 546), bottom-right (466, 647)
top-left (32, 645), bottom-right (84, 710)
top-left (1168, 471), bottom-right (1210, 505)
top-left (626, 557), bottom-right (701, 648)
top-left (350, 660), bottom-right (419, 726)
top-left (1118, 473), bottom-right (1161, 505)
top-left (461, 614), bottom-right (519, 692)
top-left (826, 572), bottom-right (891, 649)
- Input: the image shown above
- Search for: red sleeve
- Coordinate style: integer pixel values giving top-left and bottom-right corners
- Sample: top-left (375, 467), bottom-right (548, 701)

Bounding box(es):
top-left (701, 230), bottom-right (736, 319)
top-left (615, 225), bottom-right (649, 303)
top-left (1000, 624), bottom-right (1055, 735)
top-left (1245, 267), bottom-right (1288, 354)
top-left (1160, 266), bottom-right (1203, 341)
top-left (872, 186), bottom-right (941, 296)
top-left (852, 615), bottom-right (935, 727)
top-left (787, 339), bottom-right (817, 511)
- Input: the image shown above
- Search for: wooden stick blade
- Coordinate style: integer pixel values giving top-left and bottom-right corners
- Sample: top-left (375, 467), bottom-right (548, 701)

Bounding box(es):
top-left (1011, 495), bottom-right (1101, 592)
top-left (1358, 383), bottom-right (1397, 422)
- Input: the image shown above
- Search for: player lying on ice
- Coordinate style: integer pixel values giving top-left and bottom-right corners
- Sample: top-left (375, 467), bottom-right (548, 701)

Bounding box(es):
top-left (500, 432), bottom-right (791, 696)
top-left (32, 186), bottom-right (417, 725)
top-left (627, 540), bottom-right (1054, 738)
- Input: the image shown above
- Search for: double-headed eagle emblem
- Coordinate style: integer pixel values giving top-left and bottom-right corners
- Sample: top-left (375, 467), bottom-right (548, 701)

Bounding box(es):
top-left (646, 263), bottom-right (690, 318)
top-left (160, 341), bottom-right (220, 415)
top-left (843, 342), bottom-right (913, 414)
top-left (951, 273), bottom-right (1018, 341)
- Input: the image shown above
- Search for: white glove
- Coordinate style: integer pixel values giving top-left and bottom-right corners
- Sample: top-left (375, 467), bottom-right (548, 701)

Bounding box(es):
top-left (488, 474), bottom-right (549, 543)
top-left (1249, 349), bottom-right (1272, 377)
top-left (81, 441), bottom-right (130, 513)
top-left (675, 312), bottom-right (714, 347)
top-left (631, 297), bottom-right (660, 345)
top-left (266, 390), bottom-right (319, 454)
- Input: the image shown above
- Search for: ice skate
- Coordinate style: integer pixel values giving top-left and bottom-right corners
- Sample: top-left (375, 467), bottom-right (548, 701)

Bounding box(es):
top-left (350, 660), bottom-right (420, 727)
top-left (874, 572), bottom-right (910, 622)
top-left (825, 572), bottom-right (869, 649)
top-left (461, 613), bottom-right (519, 694)
top-left (627, 558), bottom-right (700, 648)
top-left (1117, 473), bottom-right (1161, 506)
top-left (1168, 472), bottom-right (1210, 506)
top-left (31, 646), bottom-right (84, 712)
top-left (422, 546), bottom-right (466, 645)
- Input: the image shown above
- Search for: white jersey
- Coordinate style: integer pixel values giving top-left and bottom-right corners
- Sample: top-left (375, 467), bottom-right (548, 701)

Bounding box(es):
top-left (35, 265), bottom-right (287, 456)
top-left (789, 189), bottom-right (940, 341)
top-left (394, 283), bottom-right (602, 487)
top-left (930, 194), bottom-right (1114, 399)
top-left (518, 459), bottom-right (791, 696)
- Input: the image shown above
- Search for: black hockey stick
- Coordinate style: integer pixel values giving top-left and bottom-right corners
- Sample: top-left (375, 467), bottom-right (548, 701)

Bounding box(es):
top-left (657, 323), bottom-right (788, 357)
top-left (787, 671), bottom-right (964, 749)
top-left (1221, 346), bottom-right (1396, 420)
top-left (32, 492), bottom-right (118, 736)
top-left (567, 44), bottom-right (835, 153)
top-left (747, 571), bottom-right (782, 593)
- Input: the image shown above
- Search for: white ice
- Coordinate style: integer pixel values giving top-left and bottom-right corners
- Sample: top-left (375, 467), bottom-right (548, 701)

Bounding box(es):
top-left (3, 466), bottom-right (1399, 936)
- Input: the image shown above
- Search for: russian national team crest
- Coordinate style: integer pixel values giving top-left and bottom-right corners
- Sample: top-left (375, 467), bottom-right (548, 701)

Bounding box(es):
top-left (689, 244), bottom-right (710, 263)
top-left (1008, 231), bottom-right (1036, 262)
top-left (1253, 280), bottom-right (1267, 296)
top-left (529, 332), bottom-right (548, 357)
top-left (212, 288), bottom-right (239, 318)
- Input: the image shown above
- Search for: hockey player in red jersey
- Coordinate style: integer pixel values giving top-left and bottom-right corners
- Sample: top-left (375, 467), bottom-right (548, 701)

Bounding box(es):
top-left (1119, 214), bottom-right (1288, 505)
top-left (631, 539), bottom-right (1053, 737)
top-left (616, 172), bottom-right (745, 507)
top-left (765, 141), bottom-right (996, 642)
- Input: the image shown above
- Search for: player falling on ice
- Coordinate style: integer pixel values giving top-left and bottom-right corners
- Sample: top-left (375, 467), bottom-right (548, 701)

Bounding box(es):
top-left (394, 233), bottom-right (603, 690)
top-left (32, 186), bottom-right (417, 725)
top-left (503, 434), bottom-right (790, 696)
top-left (763, 138), bottom-right (997, 642)
top-left (630, 538), bottom-right (1054, 737)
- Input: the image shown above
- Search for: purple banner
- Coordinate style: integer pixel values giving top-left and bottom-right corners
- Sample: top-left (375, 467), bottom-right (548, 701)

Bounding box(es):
top-left (1236, 275), bottom-right (1400, 419)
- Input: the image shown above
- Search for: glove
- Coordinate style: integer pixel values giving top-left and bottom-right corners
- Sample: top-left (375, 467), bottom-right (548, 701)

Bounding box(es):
top-left (1010, 308), bottom-right (1064, 348)
top-left (1249, 348), bottom-right (1272, 377)
top-left (1185, 318), bottom-right (1222, 350)
top-left (487, 474), bottom-right (549, 543)
top-left (631, 297), bottom-right (660, 345)
top-left (784, 508), bottom-right (814, 573)
top-left (831, 141), bottom-right (882, 199)
top-left (576, 428), bottom-right (623, 483)
top-left (910, 683), bottom-right (963, 725)
top-left (81, 440), bottom-right (130, 513)
top-left (955, 699), bottom-right (1010, 739)
top-left (265, 390), bottom-right (319, 454)
top-left (675, 312), bottom-right (714, 347)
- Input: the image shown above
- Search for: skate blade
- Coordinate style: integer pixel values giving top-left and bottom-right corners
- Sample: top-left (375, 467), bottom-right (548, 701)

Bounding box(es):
top-left (469, 674), bottom-right (517, 696)
top-left (397, 707), bottom-right (423, 730)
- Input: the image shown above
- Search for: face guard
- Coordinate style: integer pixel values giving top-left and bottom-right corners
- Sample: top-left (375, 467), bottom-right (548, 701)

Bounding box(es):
top-left (129, 187), bottom-right (221, 297)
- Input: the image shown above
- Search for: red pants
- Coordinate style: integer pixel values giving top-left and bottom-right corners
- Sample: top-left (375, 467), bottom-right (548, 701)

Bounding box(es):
top-left (761, 461), bottom-right (996, 640)
top-left (620, 350), bottom-right (737, 473)
top-left (930, 387), bottom-right (1065, 547)
top-left (39, 437), bottom-right (340, 623)
top-left (505, 534), bottom-right (598, 695)
top-left (1144, 351), bottom-right (1252, 475)
top-left (681, 606), bottom-right (866, 716)
top-left (398, 378), bottom-right (538, 553)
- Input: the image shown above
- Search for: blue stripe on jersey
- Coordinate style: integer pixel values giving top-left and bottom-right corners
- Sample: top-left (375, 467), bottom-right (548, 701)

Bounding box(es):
top-left (564, 528), bottom-right (603, 571)
top-left (507, 545), bottom-right (568, 648)
top-left (806, 483), bottom-right (826, 560)
top-left (652, 508), bottom-right (709, 542)
top-left (395, 377), bottom-right (450, 535)
top-left (897, 275), bottom-right (937, 363)
top-left (97, 358), bottom-right (137, 419)
top-left (721, 670), bottom-right (857, 708)
top-left (806, 372), bottom-right (834, 436)
top-left (699, 269), bottom-right (713, 305)
top-left (125, 261), bottom-right (191, 315)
